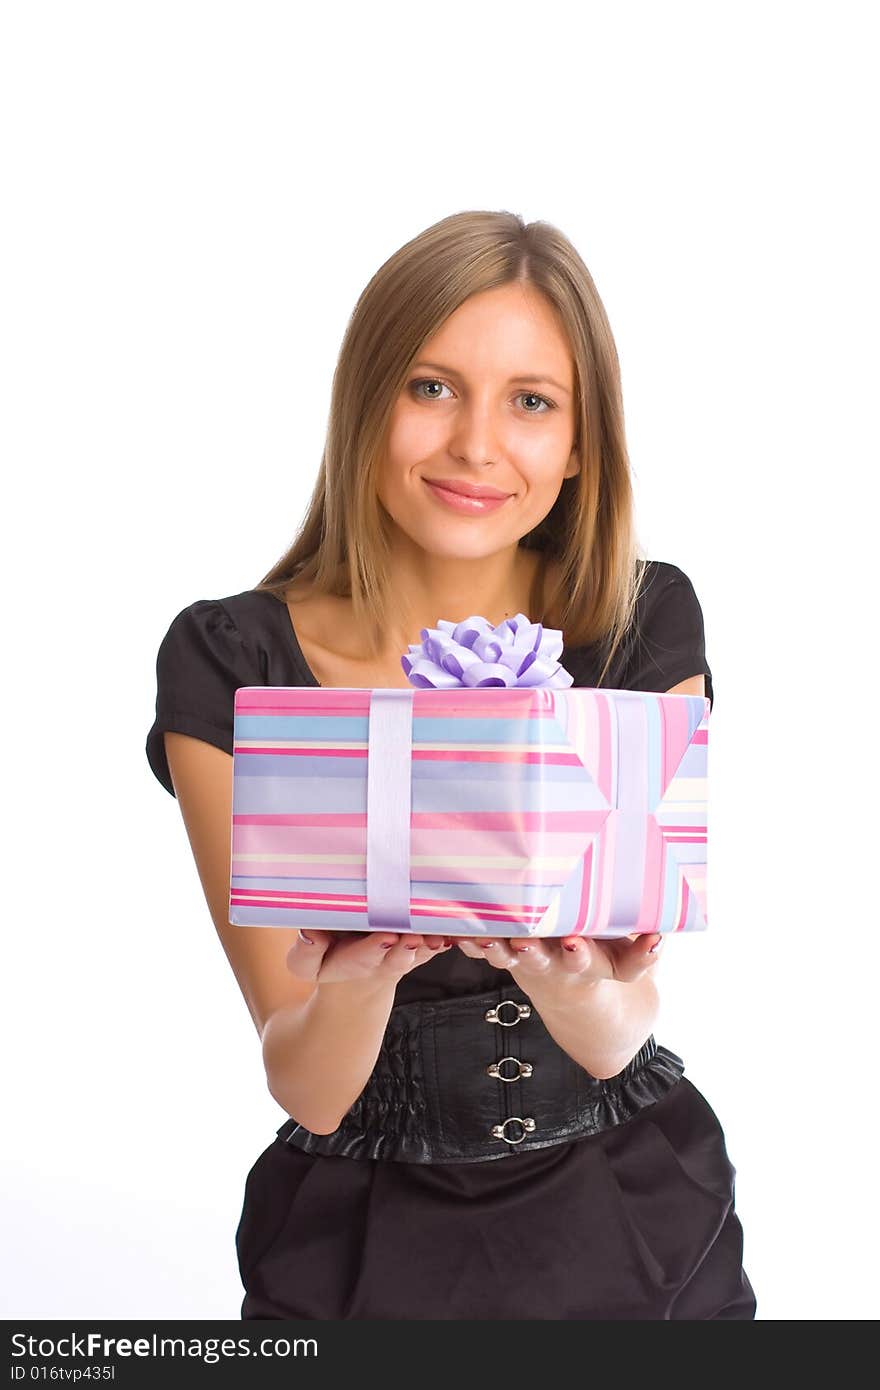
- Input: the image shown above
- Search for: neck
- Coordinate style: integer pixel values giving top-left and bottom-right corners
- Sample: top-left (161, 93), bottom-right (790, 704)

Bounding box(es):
top-left (374, 537), bottom-right (545, 657)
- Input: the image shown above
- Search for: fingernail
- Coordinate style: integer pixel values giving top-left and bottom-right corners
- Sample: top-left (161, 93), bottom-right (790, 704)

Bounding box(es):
top-left (513, 944), bottom-right (530, 953)
top-left (562, 941), bottom-right (580, 952)
top-left (479, 941), bottom-right (496, 949)
top-left (649, 940), bottom-right (663, 953)
top-left (443, 939), bottom-right (453, 948)
top-left (298, 929), bottom-right (314, 945)
top-left (380, 941), bottom-right (395, 949)
top-left (405, 944), bottom-right (419, 951)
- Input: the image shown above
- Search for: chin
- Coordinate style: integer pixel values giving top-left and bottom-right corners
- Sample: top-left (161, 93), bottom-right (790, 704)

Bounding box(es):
top-left (413, 531), bottom-right (515, 562)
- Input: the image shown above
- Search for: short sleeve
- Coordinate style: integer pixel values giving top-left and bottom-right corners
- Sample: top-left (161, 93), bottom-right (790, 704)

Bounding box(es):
top-left (145, 598), bottom-right (264, 798)
top-left (623, 566), bottom-right (714, 711)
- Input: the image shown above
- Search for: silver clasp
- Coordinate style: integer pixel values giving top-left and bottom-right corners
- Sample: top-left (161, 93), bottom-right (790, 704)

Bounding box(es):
top-left (487, 1056), bottom-right (533, 1082)
top-left (484, 1000), bottom-right (531, 1026)
top-left (490, 1117), bottom-right (537, 1144)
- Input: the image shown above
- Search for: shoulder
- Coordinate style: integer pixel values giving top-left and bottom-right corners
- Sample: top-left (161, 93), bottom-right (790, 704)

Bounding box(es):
top-left (157, 589), bottom-right (279, 660)
top-left (631, 559), bottom-right (708, 643)
top-left (151, 590), bottom-right (279, 707)
top-left (147, 590), bottom-right (279, 797)
top-left (634, 559), bottom-right (700, 610)
top-left (622, 558), bottom-right (713, 706)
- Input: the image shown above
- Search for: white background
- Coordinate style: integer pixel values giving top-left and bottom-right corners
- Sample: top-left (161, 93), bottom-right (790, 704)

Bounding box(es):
top-left (3, 0), bottom-right (877, 1321)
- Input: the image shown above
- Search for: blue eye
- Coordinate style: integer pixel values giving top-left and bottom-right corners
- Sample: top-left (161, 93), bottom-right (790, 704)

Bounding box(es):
top-left (408, 378), bottom-right (555, 413)
top-left (517, 391), bottom-right (553, 414)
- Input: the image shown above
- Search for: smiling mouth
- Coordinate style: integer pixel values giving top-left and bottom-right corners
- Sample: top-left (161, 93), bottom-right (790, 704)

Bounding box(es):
top-left (422, 479), bottom-right (514, 513)
top-left (422, 476), bottom-right (513, 501)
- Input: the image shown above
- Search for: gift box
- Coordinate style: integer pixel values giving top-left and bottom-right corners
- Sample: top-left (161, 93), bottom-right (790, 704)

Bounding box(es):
top-left (227, 682), bottom-right (710, 938)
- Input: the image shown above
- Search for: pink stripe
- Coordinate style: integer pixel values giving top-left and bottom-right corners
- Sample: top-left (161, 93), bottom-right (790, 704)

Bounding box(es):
top-left (637, 813), bottom-right (665, 929)
top-left (233, 813), bottom-right (367, 826)
top-left (415, 748), bottom-right (581, 765)
top-left (234, 744), bottom-right (583, 765)
top-left (229, 893), bottom-right (545, 925)
top-left (233, 887), bottom-right (363, 904)
top-left (596, 694), bottom-right (613, 802)
top-left (232, 885), bottom-right (551, 914)
top-left (235, 745), bottom-right (366, 758)
top-left (662, 696), bottom-right (692, 795)
top-left (231, 858), bottom-right (577, 885)
top-left (232, 810), bottom-right (598, 830)
top-left (570, 841), bottom-right (593, 935)
top-left (676, 875), bottom-right (690, 931)
top-left (595, 803), bottom-right (617, 931)
top-left (232, 823), bottom-right (603, 858)
top-left (235, 688), bottom-right (558, 718)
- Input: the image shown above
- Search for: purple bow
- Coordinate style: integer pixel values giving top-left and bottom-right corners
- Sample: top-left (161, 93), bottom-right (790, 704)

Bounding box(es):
top-left (400, 613), bottom-right (574, 689)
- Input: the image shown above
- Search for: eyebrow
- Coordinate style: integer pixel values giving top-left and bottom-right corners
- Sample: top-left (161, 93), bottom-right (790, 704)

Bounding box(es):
top-left (411, 361), bottom-right (572, 396)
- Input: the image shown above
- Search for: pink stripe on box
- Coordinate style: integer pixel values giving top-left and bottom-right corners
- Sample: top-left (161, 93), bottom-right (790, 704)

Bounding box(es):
top-left (637, 812), bottom-right (665, 930)
top-left (233, 744), bottom-right (585, 766)
top-left (232, 810), bottom-right (596, 831)
top-left (229, 891), bottom-right (546, 925)
top-left (235, 687), bottom-right (560, 718)
top-left (233, 858), bottom-right (581, 887)
top-left (231, 886), bottom-right (551, 915)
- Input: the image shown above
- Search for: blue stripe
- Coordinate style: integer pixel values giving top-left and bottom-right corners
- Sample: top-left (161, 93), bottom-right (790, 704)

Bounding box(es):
top-left (234, 713), bottom-right (566, 745)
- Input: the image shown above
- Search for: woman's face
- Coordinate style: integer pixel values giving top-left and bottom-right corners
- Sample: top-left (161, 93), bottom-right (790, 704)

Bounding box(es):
top-left (378, 282), bottom-right (579, 562)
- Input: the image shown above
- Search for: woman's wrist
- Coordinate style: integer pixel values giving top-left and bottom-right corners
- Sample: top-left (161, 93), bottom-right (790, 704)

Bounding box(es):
top-left (523, 973), bottom-right (660, 1081)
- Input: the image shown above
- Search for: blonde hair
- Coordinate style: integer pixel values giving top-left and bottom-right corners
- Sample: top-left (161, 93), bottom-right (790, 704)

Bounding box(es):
top-left (254, 209), bottom-right (649, 686)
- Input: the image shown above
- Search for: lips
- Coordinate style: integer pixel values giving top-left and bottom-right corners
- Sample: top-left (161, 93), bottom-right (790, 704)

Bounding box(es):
top-left (422, 477), bottom-right (513, 500)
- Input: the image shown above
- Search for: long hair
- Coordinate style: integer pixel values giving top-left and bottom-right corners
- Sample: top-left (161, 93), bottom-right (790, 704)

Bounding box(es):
top-left (254, 209), bottom-right (649, 686)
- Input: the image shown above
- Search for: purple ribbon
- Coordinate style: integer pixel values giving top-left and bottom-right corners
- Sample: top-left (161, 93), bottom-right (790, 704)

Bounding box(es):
top-left (366, 689), bottom-right (414, 930)
top-left (400, 612), bottom-right (573, 689)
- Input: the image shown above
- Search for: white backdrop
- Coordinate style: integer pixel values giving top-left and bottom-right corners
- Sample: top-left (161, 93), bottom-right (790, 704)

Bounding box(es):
top-left (3, 0), bottom-right (876, 1322)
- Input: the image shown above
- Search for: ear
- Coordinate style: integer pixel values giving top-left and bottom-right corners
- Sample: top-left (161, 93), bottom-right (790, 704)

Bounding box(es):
top-left (563, 447), bottom-right (580, 480)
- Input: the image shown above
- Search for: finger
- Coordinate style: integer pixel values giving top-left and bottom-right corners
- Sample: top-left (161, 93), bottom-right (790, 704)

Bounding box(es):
top-left (455, 938), bottom-right (489, 959)
top-left (611, 933), bottom-right (664, 982)
top-left (456, 936), bottom-right (517, 965)
top-left (350, 931), bottom-right (445, 966)
top-left (423, 933), bottom-right (454, 952)
top-left (285, 928), bottom-right (334, 979)
top-left (504, 937), bottom-right (551, 972)
top-left (408, 937), bottom-right (455, 967)
top-left (557, 936), bottom-right (594, 973)
top-left (468, 938), bottom-right (520, 970)
top-left (380, 933), bottom-right (431, 965)
top-left (645, 933), bottom-right (664, 964)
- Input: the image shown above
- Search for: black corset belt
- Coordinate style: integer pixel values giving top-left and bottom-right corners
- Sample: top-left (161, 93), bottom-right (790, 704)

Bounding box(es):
top-left (275, 983), bottom-right (686, 1165)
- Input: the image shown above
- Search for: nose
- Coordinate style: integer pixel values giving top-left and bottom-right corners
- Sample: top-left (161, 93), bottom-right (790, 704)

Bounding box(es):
top-left (446, 393), bottom-right (505, 468)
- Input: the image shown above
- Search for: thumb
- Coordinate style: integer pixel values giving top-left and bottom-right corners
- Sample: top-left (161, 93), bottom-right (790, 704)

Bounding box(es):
top-left (285, 928), bottom-right (332, 980)
top-left (611, 932), bottom-right (664, 983)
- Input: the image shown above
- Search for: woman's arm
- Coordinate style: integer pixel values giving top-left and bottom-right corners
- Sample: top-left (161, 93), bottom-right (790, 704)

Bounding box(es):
top-left (163, 732), bottom-right (448, 1136)
top-left (261, 975), bottom-right (399, 1134)
top-left (456, 934), bottom-right (663, 1079)
top-left (514, 971), bottom-right (660, 1080)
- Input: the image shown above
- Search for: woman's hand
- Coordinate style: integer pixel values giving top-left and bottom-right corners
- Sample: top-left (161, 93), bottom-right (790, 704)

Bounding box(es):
top-left (454, 931), bottom-right (665, 989)
top-left (285, 929), bottom-right (453, 986)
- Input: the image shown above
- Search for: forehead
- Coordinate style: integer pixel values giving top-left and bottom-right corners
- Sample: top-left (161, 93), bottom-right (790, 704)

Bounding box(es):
top-left (418, 284), bottom-right (574, 385)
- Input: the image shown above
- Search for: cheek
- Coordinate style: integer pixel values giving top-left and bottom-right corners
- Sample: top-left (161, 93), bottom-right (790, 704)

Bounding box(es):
top-left (520, 420), bottom-right (574, 471)
top-left (386, 405), bottom-right (445, 464)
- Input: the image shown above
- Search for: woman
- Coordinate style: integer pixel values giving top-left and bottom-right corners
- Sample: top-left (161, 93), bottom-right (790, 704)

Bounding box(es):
top-left (146, 209), bottom-right (757, 1320)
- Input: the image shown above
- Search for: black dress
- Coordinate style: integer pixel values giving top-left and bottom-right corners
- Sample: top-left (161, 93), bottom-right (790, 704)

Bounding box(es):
top-left (145, 560), bottom-right (757, 1320)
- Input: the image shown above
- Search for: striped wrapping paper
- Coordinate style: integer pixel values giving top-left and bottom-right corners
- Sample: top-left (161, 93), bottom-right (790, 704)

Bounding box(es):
top-left (228, 686), bottom-right (710, 938)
